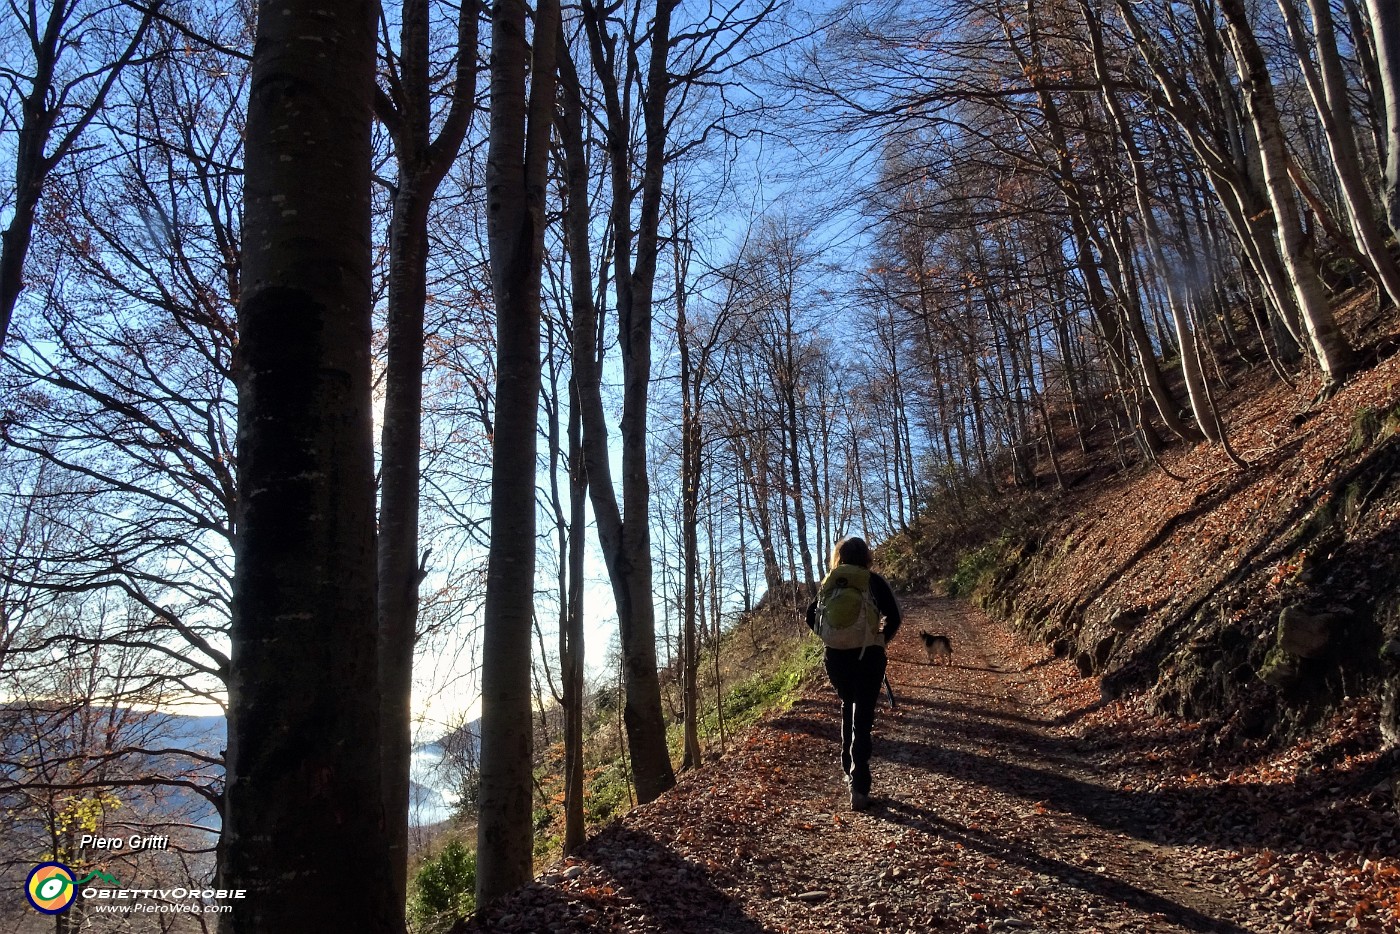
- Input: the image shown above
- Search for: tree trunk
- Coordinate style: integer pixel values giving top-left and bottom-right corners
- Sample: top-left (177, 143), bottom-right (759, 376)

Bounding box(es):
top-left (1366, 0), bottom-right (1400, 238)
top-left (1113, 0), bottom-right (1308, 363)
top-left (1218, 0), bottom-right (1357, 384)
top-left (476, 0), bottom-right (558, 906)
top-left (556, 29), bottom-right (590, 860)
top-left (1014, 16), bottom-right (1170, 451)
top-left (562, 373), bottom-right (586, 855)
top-left (375, 174), bottom-right (428, 934)
top-left (1081, 2), bottom-right (1215, 442)
top-left (781, 335), bottom-right (815, 585)
top-left (222, 0), bottom-right (393, 929)
top-left (678, 278), bottom-right (703, 771)
top-left (579, 0), bottom-right (679, 804)
top-left (1280, 0), bottom-right (1400, 309)
top-left (375, 0), bottom-right (478, 915)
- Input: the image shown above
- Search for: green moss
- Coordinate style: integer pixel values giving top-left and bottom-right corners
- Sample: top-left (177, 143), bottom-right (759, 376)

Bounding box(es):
top-left (584, 760), bottom-right (633, 826)
top-left (1257, 643), bottom-right (1300, 688)
top-left (1348, 403), bottom-right (1400, 454)
top-left (534, 832), bottom-right (560, 861)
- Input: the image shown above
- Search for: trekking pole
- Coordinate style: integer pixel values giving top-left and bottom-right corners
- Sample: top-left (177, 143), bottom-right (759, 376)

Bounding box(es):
top-left (884, 674), bottom-right (897, 709)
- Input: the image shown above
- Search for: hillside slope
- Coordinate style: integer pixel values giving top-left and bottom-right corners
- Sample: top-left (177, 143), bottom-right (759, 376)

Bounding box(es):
top-left (973, 325), bottom-right (1400, 759)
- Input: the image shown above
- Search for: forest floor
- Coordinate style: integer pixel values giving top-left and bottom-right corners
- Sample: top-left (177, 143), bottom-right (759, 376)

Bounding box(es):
top-left (458, 596), bottom-right (1400, 934)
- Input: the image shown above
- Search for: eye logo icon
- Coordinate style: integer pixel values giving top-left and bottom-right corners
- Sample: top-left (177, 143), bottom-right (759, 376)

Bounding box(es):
top-left (26, 863), bottom-right (77, 914)
top-left (24, 864), bottom-right (119, 913)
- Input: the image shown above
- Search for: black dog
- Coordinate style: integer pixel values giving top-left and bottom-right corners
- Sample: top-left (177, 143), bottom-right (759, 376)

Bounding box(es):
top-left (920, 631), bottom-right (953, 665)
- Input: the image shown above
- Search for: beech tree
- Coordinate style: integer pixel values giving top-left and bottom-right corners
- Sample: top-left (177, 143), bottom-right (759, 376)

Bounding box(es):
top-left (475, 0), bottom-right (559, 905)
top-left (1367, 0), bottom-right (1400, 238)
top-left (1216, 0), bottom-right (1356, 386)
top-left (373, 0), bottom-right (481, 914)
top-left (1277, 0), bottom-right (1400, 311)
top-left (569, 0), bottom-right (680, 804)
top-left (221, 0), bottom-right (392, 929)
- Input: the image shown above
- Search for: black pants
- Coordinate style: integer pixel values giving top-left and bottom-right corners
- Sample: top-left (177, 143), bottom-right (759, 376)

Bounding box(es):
top-left (823, 645), bottom-right (887, 795)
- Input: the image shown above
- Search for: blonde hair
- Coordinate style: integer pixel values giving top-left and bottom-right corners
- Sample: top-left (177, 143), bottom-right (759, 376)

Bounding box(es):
top-left (830, 536), bottom-right (871, 570)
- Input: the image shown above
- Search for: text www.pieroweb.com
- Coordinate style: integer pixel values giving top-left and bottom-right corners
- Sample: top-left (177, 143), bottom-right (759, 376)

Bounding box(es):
top-left (89, 901), bottom-right (233, 915)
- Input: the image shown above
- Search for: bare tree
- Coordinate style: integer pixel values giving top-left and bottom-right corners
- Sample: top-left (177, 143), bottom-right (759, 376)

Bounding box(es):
top-left (475, 0), bottom-right (559, 906)
top-left (0, 0), bottom-right (160, 351)
top-left (1216, 0), bottom-right (1356, 386)
top-left (1366, 0), bottom-right (1400, 238)
top-left (373, 0), bottom-right (481, 914)
top-left (568, 0), bottom-right (680, 804)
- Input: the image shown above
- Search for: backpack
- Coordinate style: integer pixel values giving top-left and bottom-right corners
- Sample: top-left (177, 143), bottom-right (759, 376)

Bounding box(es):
top-left (814, 564), bottom-right (883, 653)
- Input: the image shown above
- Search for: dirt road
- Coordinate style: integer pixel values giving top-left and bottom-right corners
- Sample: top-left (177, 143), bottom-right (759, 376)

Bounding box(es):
top-left (462, 597), bottom-right (1399, 933)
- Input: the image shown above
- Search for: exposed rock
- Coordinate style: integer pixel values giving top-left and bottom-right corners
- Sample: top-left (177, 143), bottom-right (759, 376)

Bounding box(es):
top-left (1093, 635), bottom-right (1115, 669)
top-left (1075, 651), bottom-right (1094, 677)
top-left (1278, 606), bottom-right (1339, 658)
top-left (1107, 609), bottom-right (1142, 632)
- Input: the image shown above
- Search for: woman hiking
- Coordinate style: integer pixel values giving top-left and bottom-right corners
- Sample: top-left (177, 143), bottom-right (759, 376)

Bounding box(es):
top-left (805, 536), bottom-right (901, 811)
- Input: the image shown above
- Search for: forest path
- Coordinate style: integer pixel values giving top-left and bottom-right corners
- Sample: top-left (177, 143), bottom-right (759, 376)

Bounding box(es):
top-left (461, 597), bottom-right (1397, 933)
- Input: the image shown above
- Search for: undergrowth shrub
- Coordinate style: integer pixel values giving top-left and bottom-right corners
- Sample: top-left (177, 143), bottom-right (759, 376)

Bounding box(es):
top-left (948, 537), bottom-right (1008, 598)
top-left (409, 839), bottom-right (476, 934)
top-left (878, 479), bottom-right (1043, 592)
top-left (710, 636), bottom-right (823, 732)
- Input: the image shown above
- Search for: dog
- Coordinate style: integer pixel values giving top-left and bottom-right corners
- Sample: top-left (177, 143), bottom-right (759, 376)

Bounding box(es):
top-left (920, 631), bottom-right (953, 665)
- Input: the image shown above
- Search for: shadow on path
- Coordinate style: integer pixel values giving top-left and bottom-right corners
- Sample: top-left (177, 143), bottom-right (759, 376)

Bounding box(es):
top-left (459, 827), bottom-right (767, 934)
top-left (874, 799), bottom-right (1250, 933)
top-left (771, 705), bottom-right (1397, 858)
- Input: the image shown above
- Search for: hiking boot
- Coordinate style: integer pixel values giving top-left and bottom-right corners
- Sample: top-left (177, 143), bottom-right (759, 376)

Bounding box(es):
top-left (850, 790), bottom-right (870, 811)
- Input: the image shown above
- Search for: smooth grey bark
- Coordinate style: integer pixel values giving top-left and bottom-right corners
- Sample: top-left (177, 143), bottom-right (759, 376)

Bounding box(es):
top-left (677, 250), bottom-right (704, 772)
top-left (374, 0), bottom-right (479, 915)
top-left (562, 373), bottom-right (587, 855)
top-left (476, 0), bottom-right (559, 906)
top-left (1095, 208), bottom-right (1200, 441)
top-left (222, 0), bottom-right (392, 929)
top-left (1113, 0), bottom-right (1307, 362)
top-left (1218, 0), bottom-right (1357, 384)
top-left (1080, 0), bottom-right (1217, 442)
top-left (1366, 0), bottom-right (1400, 238)
top-left (577, 0), bottom-right (678, 804)
top-left (555, 37), bottom-right (591, 854)
top-left (1010, 9), bottom-right (1168, 452)
top-left (1344, 0), bottom-right (1387, 163)
top-left (1279, 0), bottom-right (1400, 310)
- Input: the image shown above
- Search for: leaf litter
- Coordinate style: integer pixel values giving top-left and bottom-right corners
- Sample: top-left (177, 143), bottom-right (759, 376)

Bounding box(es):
top-left (457, 597), bottom-right (1399, 933)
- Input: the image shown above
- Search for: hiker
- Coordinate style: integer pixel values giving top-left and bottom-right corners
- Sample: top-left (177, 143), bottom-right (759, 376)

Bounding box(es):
top-left (806, 535), bottom-right (901, 811)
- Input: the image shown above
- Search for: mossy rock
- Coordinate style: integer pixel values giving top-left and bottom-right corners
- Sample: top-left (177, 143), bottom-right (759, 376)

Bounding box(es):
top-left (1347, 403), bottom-right (1400, 454)
top-left (1257, 644), bottom-right (1300, 688)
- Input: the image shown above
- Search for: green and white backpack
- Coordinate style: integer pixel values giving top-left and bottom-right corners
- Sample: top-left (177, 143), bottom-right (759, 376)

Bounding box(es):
top-left (814, 564), bottom-right (883, 653)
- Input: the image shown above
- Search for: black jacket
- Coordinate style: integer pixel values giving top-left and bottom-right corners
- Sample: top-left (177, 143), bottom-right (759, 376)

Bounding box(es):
top-left (805, 571), bottom-right (901, 644)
